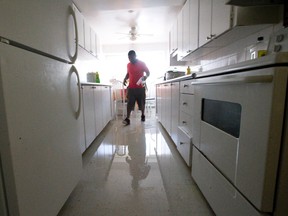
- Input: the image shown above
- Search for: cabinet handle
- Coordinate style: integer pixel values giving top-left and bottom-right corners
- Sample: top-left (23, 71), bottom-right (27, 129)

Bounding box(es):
top-left (182, 121), bottom-right (187, 124)
top-left (183, 102), bottom-right (187, 105)
top-left (186, 50), bottom-right (192, 53)
top-left (180, 142), bottom-right (185, 145)
top-left (92, 86), bottom-right (96, 89)
top-left (184, 84), bottom-right (189, 88)
top-left (206, 34), bottom-right (216, 40)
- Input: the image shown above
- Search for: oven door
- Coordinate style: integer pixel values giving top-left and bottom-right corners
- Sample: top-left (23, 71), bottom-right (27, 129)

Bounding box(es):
top-left (192, 67), bottom-right (287, 212)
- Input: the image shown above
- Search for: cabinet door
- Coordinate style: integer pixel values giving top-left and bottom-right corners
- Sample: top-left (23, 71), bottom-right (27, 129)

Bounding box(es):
top-left (94, 86), bottom-right (103, 137)
top-left (82, 85), bottom-right (96, 148)
top-left (211, 0), bottom-right (231, 38)
top-left (90, 29), bottom-right (97, 56)
top-left (170, 20), bottom-right (178, 54)
top-left (189, 0), bottom-right (199, 52)
top-left (177, 10), bottom-right (183, 60)
top-left (157, 84), bottom-right (164, 122)
top-left (74, 6), bottom-right (85, 48)
top-left (84, 21), bottom-right (91, 52)
top-left (102, 86), bottom-right (112, 126)
top-left (163, 83), bottom-right (172, 134)
top-left (171, 82), bottom-right (180, 144)
top-left (182, 0), bottom-right (190, 57)
top-left (199, 0), bottom-right (212, 47)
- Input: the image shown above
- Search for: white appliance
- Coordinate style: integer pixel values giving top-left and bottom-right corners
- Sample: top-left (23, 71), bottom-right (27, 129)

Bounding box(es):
top-left (0, 1), bottom-right (83, 216)
top-left (191, 28), bottom-right (288, 215)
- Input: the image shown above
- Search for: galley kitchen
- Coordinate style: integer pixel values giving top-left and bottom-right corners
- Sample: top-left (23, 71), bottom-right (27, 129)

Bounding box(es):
top-left (0, 0), bottom-right (287, 216)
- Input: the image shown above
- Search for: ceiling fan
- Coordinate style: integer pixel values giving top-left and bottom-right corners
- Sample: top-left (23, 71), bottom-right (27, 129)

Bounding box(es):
top-left (117, 26), bottom-right (153, 41)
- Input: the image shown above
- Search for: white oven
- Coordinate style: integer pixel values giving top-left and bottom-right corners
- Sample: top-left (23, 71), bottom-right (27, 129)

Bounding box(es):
top-left (190, 38), bottom-right (288, 215)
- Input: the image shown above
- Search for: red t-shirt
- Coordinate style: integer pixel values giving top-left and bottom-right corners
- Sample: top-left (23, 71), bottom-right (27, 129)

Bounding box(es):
top-left (127, 60), bottom-right (149, 88)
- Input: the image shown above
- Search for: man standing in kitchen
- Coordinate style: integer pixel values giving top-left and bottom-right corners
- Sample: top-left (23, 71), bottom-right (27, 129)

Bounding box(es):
top-left (122, 50), bottom-right (150, 125)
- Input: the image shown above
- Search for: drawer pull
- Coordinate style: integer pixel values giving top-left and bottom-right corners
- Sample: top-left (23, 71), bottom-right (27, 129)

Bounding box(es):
top-left (183, 102), bottom-right (187, 105)
top-left (183, 84), bottom-right (189, 88)
top-left (182, 121), bottom-right (187, 124)
top-left (180, 142), bottom-right (185, 145)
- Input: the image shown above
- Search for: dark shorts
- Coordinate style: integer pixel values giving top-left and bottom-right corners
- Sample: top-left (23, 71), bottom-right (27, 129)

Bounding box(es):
top-left (127, 87), bottom-right (146, 111)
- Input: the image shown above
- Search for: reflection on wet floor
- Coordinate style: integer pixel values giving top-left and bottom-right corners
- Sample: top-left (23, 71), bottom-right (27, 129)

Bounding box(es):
top-left (58, 111), bottom-right (214, 216)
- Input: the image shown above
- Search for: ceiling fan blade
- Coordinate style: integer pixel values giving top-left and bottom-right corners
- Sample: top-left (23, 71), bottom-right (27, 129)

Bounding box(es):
top-left (137, 33), bottom-right (153, 36)
top-left (115, 32), bottom-right (130, 35)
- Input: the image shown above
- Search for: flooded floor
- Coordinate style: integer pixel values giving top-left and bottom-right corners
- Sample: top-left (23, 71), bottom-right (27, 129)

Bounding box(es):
top-left (58, 110), bottom-right (214, 216)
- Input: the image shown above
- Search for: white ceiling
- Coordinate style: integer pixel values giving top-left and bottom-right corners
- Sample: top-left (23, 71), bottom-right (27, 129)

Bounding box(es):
top-left (73, 0), bottom-right (186, 45)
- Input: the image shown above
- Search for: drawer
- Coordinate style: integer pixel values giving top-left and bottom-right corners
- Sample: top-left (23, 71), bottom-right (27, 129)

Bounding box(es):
top-left (177, 126), bottom-right (192, 166)
top-left (180, 94), bottom-right (194, 116)
top-left (192, 147), bottom-right (263, 216)
top-left (180, 80), bottom-right (194, 94)
top-left (179, 111), bottom-right (193, 135)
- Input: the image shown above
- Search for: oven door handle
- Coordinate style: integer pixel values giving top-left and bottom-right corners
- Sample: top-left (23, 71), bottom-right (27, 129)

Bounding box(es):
top-left (191, 75), bottom-right (273, 85)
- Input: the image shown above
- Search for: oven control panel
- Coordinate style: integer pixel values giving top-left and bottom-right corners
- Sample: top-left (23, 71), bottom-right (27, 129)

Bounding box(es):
top-left (268, 27), bottom-right (288, 53)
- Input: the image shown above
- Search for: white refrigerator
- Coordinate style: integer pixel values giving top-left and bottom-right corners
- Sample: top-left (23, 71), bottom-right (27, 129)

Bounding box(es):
top-left (0, 1), bottom-right (84, 215)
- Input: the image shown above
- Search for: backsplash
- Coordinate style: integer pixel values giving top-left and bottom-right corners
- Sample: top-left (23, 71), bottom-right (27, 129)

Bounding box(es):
top-left (188, 23), bottom-right (283, 72)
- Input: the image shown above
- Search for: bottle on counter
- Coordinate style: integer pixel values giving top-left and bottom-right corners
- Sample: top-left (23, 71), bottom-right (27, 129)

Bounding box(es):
top-left (186, 66), bottom-right (191, 75)
top-left (95, 72), bottom-right (100, 83)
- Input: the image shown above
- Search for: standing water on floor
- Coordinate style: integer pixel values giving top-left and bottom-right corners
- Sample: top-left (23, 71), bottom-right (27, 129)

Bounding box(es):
top-left (58, 110), bottom-right (214, 216)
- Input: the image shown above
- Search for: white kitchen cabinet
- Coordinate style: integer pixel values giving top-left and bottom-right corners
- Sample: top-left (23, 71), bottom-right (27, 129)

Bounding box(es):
top-left (199, 0), bottom-right (231, 47)
top-left (156, 83), bottom-right (171, 134)
top-left (73, 5), bottom-right (100, 58)
top-left (178, 127), bottom-right (192, 166)
top-left (170, 20), bottom-right (178, 54)
top-left (163, 83), bottom-right (172, 134)
top-left (156, 84), bottom-right (164, 123)
top-left (84, 21), bottom-right (91, 53)
top-left (177, 9), bottom-right (183, 60)
top-left (93, 85), bottom-right (103, 137)
top-left (182, 0), bottom-right (199, 58)
top-left (178, 79), bottom-right (194, 166)
top-left (182, 0), bottom-right (190, 58)
top-left (73, 5), bottom-right (85, 48)
top-left (82, 84), bottom-right (112, 149)
top-left (156, 82), bottom-right (179, 143)
top-left (90, 29), bottom-right (97, 56)
top-left (102, 85), bottom-right (112, 127)
top-left (171, 82), bottom-right (180, 144)
top-left (82, 85), bottom-right (96, 148)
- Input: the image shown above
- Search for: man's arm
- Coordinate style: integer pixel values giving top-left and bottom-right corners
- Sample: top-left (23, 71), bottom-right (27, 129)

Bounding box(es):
top-left (123, 73), bottom-right (129, 86)
top-left (143, 68), bottom-right (150, 81)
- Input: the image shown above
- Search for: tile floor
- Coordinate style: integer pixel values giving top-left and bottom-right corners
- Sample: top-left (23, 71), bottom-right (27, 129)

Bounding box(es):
top-left (58, 110), bottom-right (214, 216)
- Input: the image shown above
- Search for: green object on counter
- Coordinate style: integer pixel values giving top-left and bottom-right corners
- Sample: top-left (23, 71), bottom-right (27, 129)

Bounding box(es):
top-left (95, 72), bottom-right (100, 83)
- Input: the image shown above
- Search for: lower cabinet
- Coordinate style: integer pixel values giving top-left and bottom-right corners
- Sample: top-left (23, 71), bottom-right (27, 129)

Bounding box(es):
top-left (177, 127), bottom-right (192, 166)
top-left (156, 79), bottom-right (193, 167)
top-left (82, 84), bottom-right (112, 150)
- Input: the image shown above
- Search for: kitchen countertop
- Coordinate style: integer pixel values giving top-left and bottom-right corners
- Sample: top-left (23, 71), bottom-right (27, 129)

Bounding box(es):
top-left (156, 74), bottom-right (194, 84)
top-left (81, 82), bottom-right (112, 86)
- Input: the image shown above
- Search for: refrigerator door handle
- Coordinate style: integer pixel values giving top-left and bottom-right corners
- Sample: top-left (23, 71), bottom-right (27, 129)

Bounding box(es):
top-left (70, 66), bottom-right (81, 119)
top-left (69, 6), bottom-right (78, 64)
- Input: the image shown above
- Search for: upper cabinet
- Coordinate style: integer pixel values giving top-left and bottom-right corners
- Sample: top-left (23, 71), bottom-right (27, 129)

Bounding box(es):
top-left (177, 9), bottom-right (184, 60)
top-left (182, 0), bottom-right (199, 58)
top-left (199, 0), bottom-right (231, 47)
top-left (73, 4), bottom-right (99, 59)
top-left (84, 22), bottom-right (91, 52)
top-left (74, 7), bottom-right (85, 48)
top-left (172, 1), bottom-right (283, 61)
top-left (170, 20), bottom-right (178, 54)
